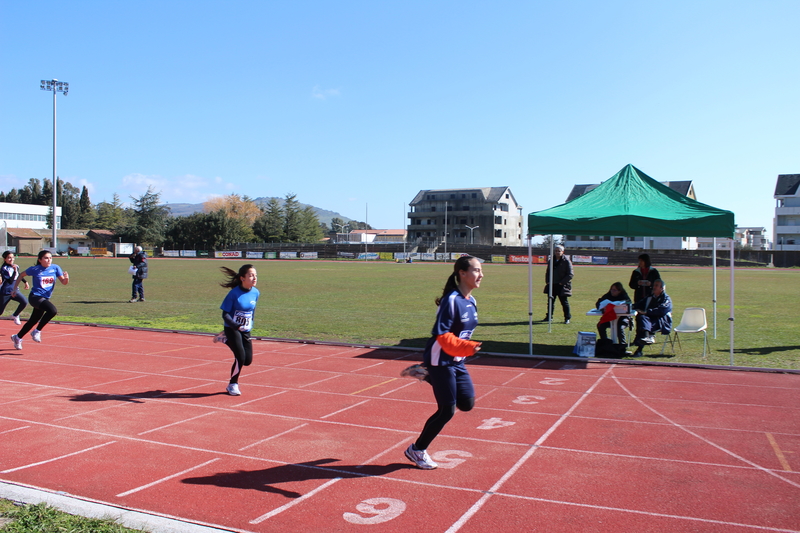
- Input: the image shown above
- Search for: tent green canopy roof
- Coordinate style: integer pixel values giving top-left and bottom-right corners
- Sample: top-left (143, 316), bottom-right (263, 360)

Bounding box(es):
top-left (528, 164), bottom-right (735, 238)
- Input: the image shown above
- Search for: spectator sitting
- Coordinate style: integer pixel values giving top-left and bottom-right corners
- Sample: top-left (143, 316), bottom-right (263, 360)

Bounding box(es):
top-left (631, 279), bottom-right (672, 357)
top-left (595, 282), bottom-right (631, 345)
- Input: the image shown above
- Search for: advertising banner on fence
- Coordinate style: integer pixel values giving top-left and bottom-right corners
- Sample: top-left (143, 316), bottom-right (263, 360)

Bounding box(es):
top-left (491, 255), bottom-right (506, 263)
top-left (435, 253), bottom-right (448, 261)
top-left (450, 253), bottom-right (470, 260)
top-left (299, 252), bottom-right (318, 259)
top-left (246, 251), bottom-right (263, 259)
top-left (572, 255), bottom-right (593, 263)
top-left (162, 250), bottom-right (180, 257)
top-left (379, 252), bottom-right (393, 261)
top-left (279, 252), bottom-right (297, 259)
top-left (265, 252), bottom-right (277, 259)
top-left (357, 252), bottom-right (379, 260)
top-left (180, 250), bottom-right (197, 257)
top-left (337, 252), bottom-right (355, 258)
top-left (508, 255), bottom-right (548, 264)
top-left (77, 247), bottom-right (90, 256)
top-left (592, 256), bottom-right (609, 265)
top-left (419, 253), bottom-right (435, 261)
top-left (215, 251), bottom-right (242, 258)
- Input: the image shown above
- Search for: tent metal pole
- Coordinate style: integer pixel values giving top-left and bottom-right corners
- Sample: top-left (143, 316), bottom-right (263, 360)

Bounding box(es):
top-left (548, 236), bottom-right (554, 333)
top-left (527, 236), bottom-right (533, 356)
top-left (712, 237), bottom-right (717, 339)
top-left (730, 240), bottom-right (735, 366)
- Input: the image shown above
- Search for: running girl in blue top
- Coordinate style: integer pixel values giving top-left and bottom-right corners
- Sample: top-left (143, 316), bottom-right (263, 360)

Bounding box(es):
top-left (10, 250), bottom-right (69, 349)
top-left (0, 251), bottom-right (30, 325)
top-left (401, 255), bottom-right (483, 469)
top-left (219, 264), bottom-right (259, 396)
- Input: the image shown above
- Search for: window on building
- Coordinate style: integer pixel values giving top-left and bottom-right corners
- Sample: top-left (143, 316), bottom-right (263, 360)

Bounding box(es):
top-left (503, 218), bottom-right (507, 225)
top-left (472, 193), bottom-right (477, 198)
top-left (447, 205), bottom-right (452, 211)
top-left (450, 194), bottom-right (455, 199)
top-left (495, 229), bottom-right (502, 237)
top-left (462, 206), bottom-right (469, 210)
top-left (461, 194), bottom-right (466, 199)
top-left (505, 193), bottom-right (509, 199)
top-left (504, 232), bottom-right (507, 238)
top-left (460, 232), bottom-right (466, 238)
top-left (495, 216), bottom-right (502, 224)
top-left (431, 206), bottom-right (436, 212)
top-left (459, 218), bottom-right (467, 224)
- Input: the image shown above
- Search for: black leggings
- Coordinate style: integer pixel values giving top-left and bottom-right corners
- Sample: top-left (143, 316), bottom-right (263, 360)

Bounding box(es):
top-left (225, 327), bottom-right (252, 384)
top-left (18, 296), bottom-right (57, 338)
top-left (0, 291), bottom-right (27, 317)
top-left (415, 364), bottom-right (475, 451)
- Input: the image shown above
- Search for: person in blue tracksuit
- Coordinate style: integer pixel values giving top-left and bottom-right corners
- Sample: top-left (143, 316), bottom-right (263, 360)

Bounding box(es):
top-left (219, 264), bottom-right (259, 396)
top-left (10, 250), bottom-right (69, 349)
top-left (401, 255), bottom-right (483, 470)
top-left (0, 251), bottom-right (29, 325)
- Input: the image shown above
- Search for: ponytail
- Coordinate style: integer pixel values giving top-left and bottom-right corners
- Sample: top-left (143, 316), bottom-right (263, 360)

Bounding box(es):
top-left (435, 255), bottom-right (476, 306)
top-left (220, 264), bottom-right (254, 289)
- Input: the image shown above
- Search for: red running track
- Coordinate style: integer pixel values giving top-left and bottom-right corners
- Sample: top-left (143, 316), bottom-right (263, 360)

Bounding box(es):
top-left (0, 322), bottom-right (799, 532)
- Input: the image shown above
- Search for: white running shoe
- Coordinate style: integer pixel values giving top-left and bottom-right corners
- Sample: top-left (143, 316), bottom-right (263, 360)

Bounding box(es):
top-left (13, 315), bottom-right (21, 325)
top-left (404, 444), bottom-right (438, 470)
top-left (213, 333), bottom-right (227, 344)
top-left (226, 383), bottom-right (241, 396)
top-left (400, 364), bottom-right (429, 381)
top-left (11, 334), bottom-right (22, 350)
top-left (31, 329), bottom-right (42, 343)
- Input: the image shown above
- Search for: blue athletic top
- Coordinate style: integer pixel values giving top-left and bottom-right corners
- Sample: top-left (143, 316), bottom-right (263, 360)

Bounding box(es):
top-left (423, 290), bottom-right (479, 367)
top-left (220, 285), bottom-right (260, 332)
top-left (25, 264), bottom-right (64, 299)
top-left (0, 263), bottom-right (20, 295)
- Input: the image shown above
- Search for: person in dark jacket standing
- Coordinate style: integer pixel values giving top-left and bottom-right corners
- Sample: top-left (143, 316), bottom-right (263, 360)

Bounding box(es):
top-left (544, 245), bottom-right (573, 324)
top-left (629, 253), bottom-right (661, 302)
top-left (129, 246), bottom-right (148, 303)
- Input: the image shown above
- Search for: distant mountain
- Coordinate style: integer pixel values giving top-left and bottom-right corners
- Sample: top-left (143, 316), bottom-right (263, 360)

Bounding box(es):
top-left (164, 197), bottom-right (362, 228)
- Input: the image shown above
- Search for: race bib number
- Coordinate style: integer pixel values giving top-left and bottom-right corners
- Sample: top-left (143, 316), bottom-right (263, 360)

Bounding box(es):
top-left (39, 276), bottom-right (55, 289)
top-left (233, 310), bottom-right (253, 331)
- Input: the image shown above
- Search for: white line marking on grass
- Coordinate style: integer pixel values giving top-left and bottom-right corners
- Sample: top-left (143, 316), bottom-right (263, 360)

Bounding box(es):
top-left (249, 478), bottom-right (341, 524)
top-left (320, 400), bottom-right (371, 419)
top-left (0, 425), bottom-right (29, 435)
top-left (1, 441), bottom-right (117, 473)
top-left (445, 365), bottom-right (616, 533)
top-left (115, 458), bottom-right (220, 497)
top-left (612, 373), bottom-right (800, 489)
top-left (238, 423), bottom-right (310, 451)
top-left (137, 412), bottom-right (217, 436)
top-left (298, 375), bottom-right (341, 388)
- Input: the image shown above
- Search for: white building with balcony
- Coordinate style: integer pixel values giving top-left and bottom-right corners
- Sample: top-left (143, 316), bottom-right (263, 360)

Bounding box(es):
top-left (774, 174), bottom-right (800, 251)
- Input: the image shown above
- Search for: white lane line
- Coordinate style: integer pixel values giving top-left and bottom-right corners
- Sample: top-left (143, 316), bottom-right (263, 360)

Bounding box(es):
top-left (239, 423), bottom-right (309, 451)
top-left (250, 478), bottom-right (341, 524)
top-left (298, 375), bottom-right (341, 388)
top-left (137, 412), bottom-right (217, 436)
top-left (501, 372), bottom-right (526, 386)
top-left (612, 373), bottom-right (800, 489)
top-left (475, 388), bottom-right (498, 403)
top-left (445, 365), bottom-right (616, 533)
top-left (379, 380), bottom-right (418, 396)
top-left (0, 425), bottom-right (30, 435)
top-left (232, 390), bottom-right (288, 408)
top-left (356, 437), bottom-right (413, 468)
top-left (116, 458), bottom-right (220, 497)
top-left (2, 441), bottom-right (117, 473)
top-left (319, 400), bottom-right (370, 420)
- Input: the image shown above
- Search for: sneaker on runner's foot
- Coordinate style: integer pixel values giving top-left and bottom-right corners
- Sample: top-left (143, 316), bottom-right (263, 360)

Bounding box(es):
top-left (11, 334), bottom-right (22, 350)
top-left (31, 329), bottom-right (42, 343)
top-left (13, 315), bottom-right (21, 325)
top-left (226, 383), bottom-right (241, 396)
top-left (404, 444), bottom-right (438, 470)
top-left (400, 364), bottom-right (429, 381)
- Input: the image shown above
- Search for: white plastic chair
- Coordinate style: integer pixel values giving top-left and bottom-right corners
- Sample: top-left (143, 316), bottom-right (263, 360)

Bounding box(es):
top-left (673, 307), bottom-right (709, 357)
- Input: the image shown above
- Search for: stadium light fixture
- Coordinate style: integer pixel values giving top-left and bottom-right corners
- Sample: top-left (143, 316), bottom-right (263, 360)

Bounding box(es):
top-left (40, 79), bottom-right (69, 250)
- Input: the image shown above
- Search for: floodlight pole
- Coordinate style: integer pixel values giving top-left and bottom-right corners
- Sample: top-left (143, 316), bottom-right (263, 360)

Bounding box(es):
top-left (466, 225), bottom-right (479, 244)
top-left (40, 79), bottom-right (68, 250)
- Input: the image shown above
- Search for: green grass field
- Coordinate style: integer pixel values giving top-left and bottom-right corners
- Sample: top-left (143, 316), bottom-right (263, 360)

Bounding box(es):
top-left (26, 256), bottom-right (800, 370)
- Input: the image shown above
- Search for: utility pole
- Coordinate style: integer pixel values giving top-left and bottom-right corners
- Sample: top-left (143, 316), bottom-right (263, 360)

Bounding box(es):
top-left (40, 79), bottom-right (69, 250)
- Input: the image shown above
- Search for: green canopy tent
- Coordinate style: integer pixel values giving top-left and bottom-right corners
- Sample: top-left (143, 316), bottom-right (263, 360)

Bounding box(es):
top-left (526, 164), bottom-right (737, 362)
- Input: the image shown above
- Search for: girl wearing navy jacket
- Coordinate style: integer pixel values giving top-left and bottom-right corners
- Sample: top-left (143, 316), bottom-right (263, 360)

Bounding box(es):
top-left (10, 250), bottom-right (69, 349)
top-left (219, 264), bottom-right (259, 396)
top-left (402, 255), bottom-right (483, 469)
top-left (0, 251), bottom-right (29, 325)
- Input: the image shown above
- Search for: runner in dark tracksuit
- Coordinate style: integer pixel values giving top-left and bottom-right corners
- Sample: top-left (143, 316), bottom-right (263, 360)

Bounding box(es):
top-left (0, 251), bottom-right (29, 324)
top-left (401, 255), bottom-right (484, 470)
top-left (218, 264), bottom-right (259, 396)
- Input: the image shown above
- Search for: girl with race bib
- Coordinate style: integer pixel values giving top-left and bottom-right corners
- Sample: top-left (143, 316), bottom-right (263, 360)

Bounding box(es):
top-left (401, 255), bottom-right (483, 469)
top-left (10, 250), bottom-right (69, 350)
top-left (219, 264), bottom-right (259, 396)
top-left (0, 251), bottom-right (30, 325)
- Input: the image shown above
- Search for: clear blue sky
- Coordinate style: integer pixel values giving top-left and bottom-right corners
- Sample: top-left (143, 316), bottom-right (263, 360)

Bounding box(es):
top-left (1, 1), bottom-right (797, 237)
